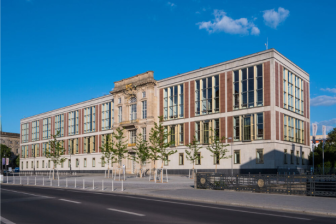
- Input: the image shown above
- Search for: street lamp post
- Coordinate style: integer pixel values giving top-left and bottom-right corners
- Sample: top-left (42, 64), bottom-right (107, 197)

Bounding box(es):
top-left (69, 147), bottom-right (72, 175)
top-left (33, 146), bottom-right (36, 175)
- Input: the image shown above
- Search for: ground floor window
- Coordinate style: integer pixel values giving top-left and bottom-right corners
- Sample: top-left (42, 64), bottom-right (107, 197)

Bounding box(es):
top-left (92, 158), bottom-right (96, 167)
top-left (291, 150), bottom-right (294, 164)
top-left (26, 162), bottom-right (28, 168)
top-left (42, 160), bottom-right (45, 168)
top-left (196, 152), bottom-right (201, 165)
top-left (179, 153), bottom-right (184, 165)
top-left (61, 160), bottom-right (64, 168)
top-left (296, 151), bottom-right (300, 164)
top-left (284, 149), bottom-right (287, 164)
top-left (302, 152), bottom-right (305, 165)
top-left (214, 152), bottom-right (220, 165)
top-left (37, 161), bottom-right (39, 168)
top-left (84, 158), bottom-right (87, 168)
top-left (48, 160), bottom-right (51, 168)
top-left (76, 159), bottom-right (79, 168)
top-left (234, 150), bottom-right (240, 164)
top-left (164, 155), bottom-right (168, 166)
top-left (256, 149), bottom-right (264, 164)
top-left (21, 162), bottom-right (23, 169)
top-left (31, 161), bottom-right (33, 168)
top-left (68, 159), bottom-right (71, 168)
top-left (101, 157), bottom-right (105, 167)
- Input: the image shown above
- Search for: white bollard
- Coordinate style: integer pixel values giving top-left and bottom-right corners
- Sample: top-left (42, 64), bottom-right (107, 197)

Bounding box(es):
top-left (75, 178), bottom-right (76, 189)
top-left (121, 180), bottom-right (123, 191)
top-left (93, 179), bottom-right (94, 190)
top-left (66, 178), bottom-right (68, 188)
top-left (35, 177), bottom-right (36, 185)
top-left (102, 180), bottom-right (104, 191)
top-left (112, 180), bottom-right (114, 191)
top-left (58, 177), bottom-right (60, 187)
top-left (27, 176), bottom-right (29, 185)
top-left (20, 176), bottom-right (22, 184)
top-left (83, 179), bottom-right (85, 189)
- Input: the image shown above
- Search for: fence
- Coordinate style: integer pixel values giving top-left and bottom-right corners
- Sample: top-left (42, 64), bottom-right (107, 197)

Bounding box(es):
top-left (196, 173), bottom-right (336, 197)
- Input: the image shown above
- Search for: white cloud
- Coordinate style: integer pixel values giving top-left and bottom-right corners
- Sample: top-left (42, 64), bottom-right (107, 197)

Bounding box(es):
top-left (167, 2), bottom-right (176, 9)
top-left (310, 95), bottom-right (336, 106)
top-left (263, 7), bottom-right (289, 28)
top-left (312, 118), bottom-right (336, 135)
top-left (321, 88), bottom-right (336, 94)
top-left (197, 10), bottom-right (260, 36)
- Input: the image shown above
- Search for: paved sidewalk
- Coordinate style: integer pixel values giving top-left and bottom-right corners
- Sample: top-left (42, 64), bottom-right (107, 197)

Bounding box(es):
top-left (2, 174), bottom-right (336, 217)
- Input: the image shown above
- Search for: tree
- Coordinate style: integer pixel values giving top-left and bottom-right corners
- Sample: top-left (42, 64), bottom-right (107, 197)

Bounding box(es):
top-left (130, 133), bottom-right (150, 178)
top-left (15, 156), bottom-right (20, 167)
top-left (113, 127), bottom-right (128, 172)
top-left (100, 134), bottom-right (117, 178)
top-left (149, 116), bottom-right (177, 182)
top-left (45, 131), bottom-right (66, 179)
top-left (0, 144), bottom-right (11, 169)
top-left (205, 130), bottom-right (231, 173)
top-left (185, 137), bottom-right (203, 178)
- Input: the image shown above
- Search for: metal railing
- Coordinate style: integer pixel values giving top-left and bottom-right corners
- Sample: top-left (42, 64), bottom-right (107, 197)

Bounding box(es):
top-left (196, 173), bottom-right (336, 197)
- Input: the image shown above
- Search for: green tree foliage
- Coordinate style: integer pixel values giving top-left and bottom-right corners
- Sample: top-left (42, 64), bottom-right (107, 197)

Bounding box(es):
top-left (15, 156), bottom-right (20, 167)
top-left (100, 134), bottom-right (117, 178)
top-left (309, 127), bottom-right (336, 173)
top-left (130, 133), bottom-right (150, 178)
top-left (185, 137), bottom-right (203, 178)
top-left (113, 127), bottom-right (128, 168)
top-left (205, 130), bottom-right (231, 173)
top-left (45, 131), bottom-right (66, 179)
top-left (149, 117), bottom-right (177, 182)
top-left (0, 144), bottom-right (12, 167)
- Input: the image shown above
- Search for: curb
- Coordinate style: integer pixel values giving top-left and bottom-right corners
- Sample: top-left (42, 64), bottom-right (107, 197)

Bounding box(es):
top-left (2, 183), bottom-right (336, 218)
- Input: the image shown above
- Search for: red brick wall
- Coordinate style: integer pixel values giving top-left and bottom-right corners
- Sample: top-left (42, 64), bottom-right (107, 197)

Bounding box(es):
top-left (264, 61), bottom-right (271, 106)
top-left (220, 72), bottom-right (226, 113)
top-left (227, 71), bottom-right (232, 112)
top-left (184, 122), bottom-right (189, 145)
top-left (190, 122), bottom-right (195, 142)
top-left (28, 145), bottom-right (31, 157)
top-left (227, 116), bottom-right (233, 143)
top-left (264, 111), bottom-right (271, 140)
top-left (276, 111), bottom-right (279, 140)
top-left (190, 81), bottom-right (195, 118)
top-left (159, 88), bottom-right (163, 117)
top-left (64, 139), bottom-right (68, 155)
top-left (275, 62), bottom-right (279, 107)
top-left (280, 113), bottom-right (284, 141)
top-left (280, 65), bottom-right (283, 108)
top-left (98, 135), bottom-right (102, 152)
top-left (184, 82), bottom-right (189, 118)
top-left (79, 137), bottom-right (83, 154)
top-left (220, 117), bottom-right (226, 139)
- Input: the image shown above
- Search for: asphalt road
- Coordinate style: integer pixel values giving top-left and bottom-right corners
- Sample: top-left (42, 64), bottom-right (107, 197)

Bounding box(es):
top-left (1, 185), bottom-right (335, 224)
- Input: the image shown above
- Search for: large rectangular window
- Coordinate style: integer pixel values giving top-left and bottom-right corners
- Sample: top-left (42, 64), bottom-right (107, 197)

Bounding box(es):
top-left (42, 142), bottom-right (49, 157)
top-left (179, 153), bottom-right (184, 165)
top-left (31, 144), bottom-right (39, 157)
top-left (21, 146), bottom-right (28, 158)
top-left (234, 150), bottom-right (240, 164)
top-left (55, 114), bottom-right (64, 137)
top-left (129, 130), bottom-right (136, 145)
top-left (163, 84), bottom-right (184, 120)
top-left (102, 102), bottom-right (112, 130)
top-left (22, 123), bottom-right (29, 143)
top-left (43, 117), bottom-right (52, 140)
top-left (84, 106), bottom-right (96, 133)
top-left (165, 124), bottom-right (184, 146)
top-left (256, 149), bottom-right (264, 164)
top-left (32, 120), bottom-right (39, 141)
top-left (84, 136), bottom-right (95, 153)
top-left (142, 100), bottom-right (147, 119)
top-left (284, 149), bottom-right (287, 164)
top-left (283, 115), bottom-right (304, 144)
top-left (233, 64), bottom-right (263, 110)
top-left (68, 110), bottom-right (79, 135)
top-left (193, 119), bottom-right (219, 144)
top-left (283, 68), bottom-right (304, 115)
top-left (195, 75), bottom-right (219, 116)
top-left (130, 98), bottom-right (137, 122)
top-left (118, 106), bottom-right (122, 123)
top-left (234, 113), bottom-right (263, 141)
top-left (68, 138), bottom-right (79, 154)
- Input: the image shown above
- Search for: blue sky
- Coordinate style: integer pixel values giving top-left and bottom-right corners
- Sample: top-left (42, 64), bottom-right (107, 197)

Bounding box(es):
top-left (2, 0), bottom-right (336, 134)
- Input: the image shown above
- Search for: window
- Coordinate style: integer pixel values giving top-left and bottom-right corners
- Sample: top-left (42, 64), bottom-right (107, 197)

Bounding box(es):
top-left (233, 64), bottom-right (263, 110)
top-left (214, 119), bottom-right (219, 140)
top-left (195, 122), bottom-right (200, 143)
top-left (195, 80), bottom-right (200, 116)
top-left (55, 114), bottom-right (64, 137)
top-left (290, 150), bottom-right (294, 164)
top-left (48, 160), bottom-right (51, 168)
top-left (42, 160), bottom-right (45, 168)
top-left (68, 159), bottom-right (71, 168)
top-left (32, 120), bottom-right (40, 141)
top-left (84, 136), bottom-right (95, 153)
top-left (179, 125), bottom-right (184, 145)
top-left (142, 101), bottom-right (147, 119)
top-left (283, 115), bottom-right (304, 144)
top-left (179, 153), bottom-right (184, 165)
top-left (234, 113), bottom-right (263, 141)
top-left (118, 98), bottom-right (121, 104)
top-left (142, 128), bottom-right (146, 141)
top-left (234, 150), bottom-right (240, 164)
top-left (101, 134), bottom-right (113, 146)
top-left (101, 157), bottom-right (105, 167)
top-left (37, 161), bottom-right (39, 168)
top-left (31, 161), bottom-right (33, 168)
top-left (196, 152), bottom-right (201, 165)
top-left (61, 160), bottom-right (64, 168)
top-left (68, 138), bottom-right (79, 154)
top-left (21, 146), bottom-right (28, 158)
top-left (195, 75), bottom-right (219, 116)
top-left (22, 123), bottom-right (29, 143)
top-left (130, 98), bottom-right (137, 122)
top-left (42, 143), bottom-right (49, 157)
top-left (284, 149), bottom-right (287, 164)
top-left (283, 68), bottom-right (304, 115)
top-left (84, 158), bottom-right (87, 168)
top-left (26, 161), bottom-right (28, 168)
top-left (203, 121), bottom-right (210, 144)
top-left (214, 152), bottom-right (220, 165)
top-left (164, 155), bottom-right (168, 166)
top-left (170, 125), bottom-right (176, 146)
top-left (142, 91), bottom-right (146, 98)
top-left (129, 130), bottom-right (136, 144)
top-left (84, 106), bottom-right (96, 133)
top-left (163, 84), bottom-right (184, 120)
top-left (76, 159), bottom-right (79, 168)
top-left (118, 106), bottom-right (122, 123)
top-left (21, 162), bottom-right (23, 169)
top-left (256, 149), bottom-right (264, 164)
top-left (193, 119), bottom-right (219, 144)
top-left (296, 151), bottom-right (300, 164)
top-left (302, 152), bottom-right (305, 165)
top-left (68, 110), bottom-right (79, 135)
top-left (32, 144), bottom-right (39, 157)
top-left (92, 158), bottom-right (96, 167)
top-left (102, 102), bottom-right (112, 130)
top-left (43, 117), bottom-right (52, 140)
